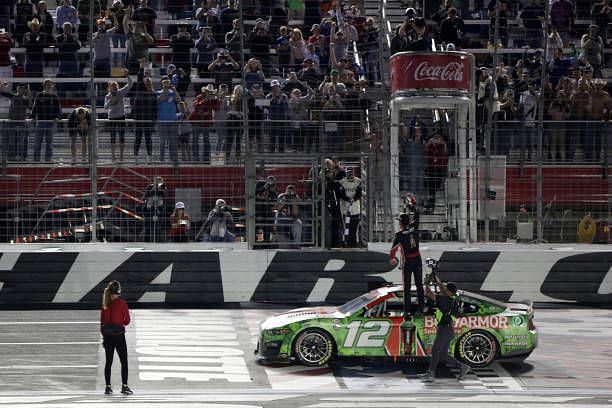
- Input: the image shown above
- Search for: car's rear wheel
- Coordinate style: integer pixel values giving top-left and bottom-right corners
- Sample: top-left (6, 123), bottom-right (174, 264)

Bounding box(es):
top-left (293, 329), bottom-right (334, 366)
top-left (457, 330), bottom-right (497, 368)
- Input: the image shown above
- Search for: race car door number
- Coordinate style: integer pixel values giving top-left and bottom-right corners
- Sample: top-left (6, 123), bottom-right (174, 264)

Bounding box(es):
top-left (344, 320), bottom-right (392, 348)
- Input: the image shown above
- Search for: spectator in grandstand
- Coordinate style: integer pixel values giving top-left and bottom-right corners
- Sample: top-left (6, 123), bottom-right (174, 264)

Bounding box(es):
top-left (322, 90), bottom-right (345, 152)
top-left (439, 8), bottom-right (464, 49)
top-left (276, 26), bottom-right (292, 74)
top-left (131, 0), bottom-right (157, 39)
top-left (244, 58), bottom-right (266, 91)
top-left (157, 76), bottom-right (181, 166)
top-left (195, 26), bottom-right (217, 78)
top-left (170, 201), bottom-right (191, 242)
top-left (177, 101), bottom-right (192, 161)
top-left (337, 167), bottom-right (362, 247)
top-left (587, 79), bottom-right (610, 161)
top-left (23, 19), bottom-right (50, 89)
top-left (425, 128), bottom-right (448, 210)
top-left (520, 0), bottom-right (545, 49)
top-left (568, 77), bottom-right (590, 161)
top-left (275, 184), bottom-right (303, 244)
top-left (360, 17), bottom-right (380, 83)
top-left (76, 0), bottom-right (101, 44)
top-left (289, 28), bottom-right (306, 71)
top-left (399, 118), bottom-right (426, 201)
top-left (281, 71), bottom-right (308, 95)
top-left (92, 16), bottom-right (118, 78)
top-left (497, 89), bottom-right (519, 155)
top-left (267, 79), bottom-right (289, 153)
top-left (224, 18), bottom-right (245, 59)
top-left (246, 83), bottom-right (266, 152)
top-left (548, 48), bottom-right (571, 88)
top-left (170, 21), bottom-right (195, 74)
top-left (56, 0), bottom-right (78, 35)
top-left (30, 78), bottom-right (61, 162)
top-left (220, 0), bottom-right (240, 40)
top-left (591, 0), bottom-right (611, 44)
top-left (547, 97), bottom-right (569, 161)
top-left (319, 69), bottom-right (346, 99)
top-left (580, 25), bottom-right (604, 78)
top-left (302, 42), bottom-right (321, 71)
top-left (200, 198), bottom-right (235, 242)
top-left (34, 1), bottom-right (54, 37)
top-left (248, 18), bottom-right (274, 74)
top-left (67, 106), bottom-right (91, 163)
top-left (431, 0), bottom-right (452, 29)
top-left (123, 7), bottom-right (155, 74)
top-left (15, 0), bottom-right (35, 45)
top-left (525, 50), bottom-right (544, 86)
top-left (190, 84), bottom-right (219, 163)
top-left (270, 1), bottom-right (289, 36)
top-left (519, 80), bottom-right (539, 161)
top-left (225, 84), bottom-right (243, 161)
top-left (108, 1), bottom-right (128, 68)
top-left (195, 0), bottom-right (219, 33)
top-left (487, 0), bottom-right (509, 48)
top-left (213, 83), bottom-right (229, 153)
top-left (297, 58), bottom-right (321, 89)
top-left (0, 82), bottom-right (32, 161)
top-left (329, 21), bottom-right (348, 60)
top-left (208, 49), bottom-right (239, 90)
top-left (288, 86), bottom-right (313, 151)
top-left (143, 176), bottom-right (166, 242)
top-left (550, 0), bottom-right (574, 44)
top-left (56, 22), bottom-right (81, 95)
top-left (0, 29), bottom-right (13, 92)
top-left (132, 60), bottom-right (156, 164)
top-left (104, 70), bottom-right (134, 162)
top-left (546, 28), bottom-right (564, 62)
top-left (255, 176), bottom-right (278, 242)
top-left (166, 63), bottom-right (191, 96)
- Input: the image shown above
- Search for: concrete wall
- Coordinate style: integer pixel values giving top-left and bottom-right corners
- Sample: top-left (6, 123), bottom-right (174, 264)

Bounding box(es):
top-left (0, 243), bottom-right (610, 307)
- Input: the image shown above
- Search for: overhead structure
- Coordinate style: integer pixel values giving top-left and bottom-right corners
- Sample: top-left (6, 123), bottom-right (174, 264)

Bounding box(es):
top-left (389, 52), bottom-right (476, 241)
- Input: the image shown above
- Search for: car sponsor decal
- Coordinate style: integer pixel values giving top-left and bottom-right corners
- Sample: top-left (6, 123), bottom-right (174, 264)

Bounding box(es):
top-left (423, 315), bottom-right (509, 332)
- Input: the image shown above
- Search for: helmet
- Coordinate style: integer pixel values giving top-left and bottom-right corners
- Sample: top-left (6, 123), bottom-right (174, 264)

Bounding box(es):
top-left (446, 282), bottom-right (458, 294)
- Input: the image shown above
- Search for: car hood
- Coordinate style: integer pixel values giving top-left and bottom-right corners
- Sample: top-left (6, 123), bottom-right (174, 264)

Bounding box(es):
top-left (260, 306), bottom-right (342, 330)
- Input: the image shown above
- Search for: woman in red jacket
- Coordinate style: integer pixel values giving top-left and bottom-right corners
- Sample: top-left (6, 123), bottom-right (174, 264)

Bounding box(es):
top-left (100, 280), bottom-right (133, 395)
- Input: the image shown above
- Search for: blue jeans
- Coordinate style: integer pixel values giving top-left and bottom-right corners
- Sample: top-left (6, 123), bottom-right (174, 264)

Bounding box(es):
top-left (158, 121), bottom-right (178, 166)
top-left (34, 121), bottom-right (55, 162)
top-left (192, 124), bottom-right (211, 162)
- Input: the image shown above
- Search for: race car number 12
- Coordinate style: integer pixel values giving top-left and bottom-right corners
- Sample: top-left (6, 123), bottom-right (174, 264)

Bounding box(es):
top-left (343, 320), bottom-right (391, 348)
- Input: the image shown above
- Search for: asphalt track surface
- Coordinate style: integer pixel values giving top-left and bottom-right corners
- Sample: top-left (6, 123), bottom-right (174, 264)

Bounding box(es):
top-left (1, 307), bottom-right (611, 407)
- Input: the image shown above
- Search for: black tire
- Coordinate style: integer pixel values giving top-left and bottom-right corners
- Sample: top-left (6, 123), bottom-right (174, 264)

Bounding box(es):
top-left (293, 329), bottom-right (334, 367)
top-left (456, 330), bottom-right (497, 368)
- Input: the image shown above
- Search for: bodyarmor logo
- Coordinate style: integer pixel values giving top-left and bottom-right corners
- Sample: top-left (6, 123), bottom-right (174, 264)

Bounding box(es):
top-left (413, 61), bottom-right (464, 82)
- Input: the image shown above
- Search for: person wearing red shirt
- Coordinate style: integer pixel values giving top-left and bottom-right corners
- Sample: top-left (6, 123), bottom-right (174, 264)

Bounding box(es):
top-left (100, 280), bottom-right (133, 395)
top-left (170, 201), bottom-right (191, 242)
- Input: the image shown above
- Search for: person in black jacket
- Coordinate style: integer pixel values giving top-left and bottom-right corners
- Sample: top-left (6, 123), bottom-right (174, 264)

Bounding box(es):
top-left (131, 60), bottom-right (157, 164)
top-left (0, 83), bottom-right (32, 161)
top-left (67, 106), bottom-right (91, 163)
top-left (23, 18), bottom-right (51, 92)
top-left (389, 205), bottom-right (424, 318)
top-left (30, 79), bottom-right (62, 162)
top-left (170, 21), bottom-right (194, 74)
top-left (56, 22), bottom-right (81, 96)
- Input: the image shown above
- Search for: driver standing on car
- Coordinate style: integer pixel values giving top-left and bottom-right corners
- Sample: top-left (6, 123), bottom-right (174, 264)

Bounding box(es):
top-left (389, 203), bottom-right (424, 319)
top-left (419, 276), bottom-right (470, 382)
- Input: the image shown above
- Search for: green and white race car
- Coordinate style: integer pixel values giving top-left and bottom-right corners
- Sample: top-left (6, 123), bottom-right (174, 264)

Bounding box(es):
top-left (256, 285), bottom-right (537, 367)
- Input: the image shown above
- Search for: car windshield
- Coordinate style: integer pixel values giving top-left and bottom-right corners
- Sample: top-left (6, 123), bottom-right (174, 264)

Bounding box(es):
top-left (338, 291), bottom-right (379, 314)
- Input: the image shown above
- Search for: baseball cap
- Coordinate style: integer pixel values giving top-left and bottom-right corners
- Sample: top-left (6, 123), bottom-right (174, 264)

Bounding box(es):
top-left (405, 7), bottom-right (416, 17)
top-left (270, 79), bottom-right (280, 87)
top-left (167, 64), bottom-right (176, 71)
top-left (303, 58), bottom-right (314, 63)
top-left (175, 201), bottom-right (185, 209)
top-left (311, 23), bottom-right (320, 31)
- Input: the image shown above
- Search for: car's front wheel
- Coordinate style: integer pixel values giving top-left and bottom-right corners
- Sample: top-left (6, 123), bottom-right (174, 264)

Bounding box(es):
top-left (457, 330), bottom-right (497, 368)
top-left (293, 329), bottom-right (334, 366)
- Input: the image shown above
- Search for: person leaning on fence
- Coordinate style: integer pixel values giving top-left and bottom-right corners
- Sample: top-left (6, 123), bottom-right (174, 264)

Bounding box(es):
top-left (201, 199), bottom-right (236, 242)
top-left (0, 82), bottom-right (32, 161)
top-left (67, 106), bottom-right (91, 163)
top-left (100, 280), bottom-right (133, 396)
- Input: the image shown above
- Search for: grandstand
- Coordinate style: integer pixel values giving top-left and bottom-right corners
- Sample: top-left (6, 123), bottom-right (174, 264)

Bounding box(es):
top-left (0, 0), bottom-right (609, 246)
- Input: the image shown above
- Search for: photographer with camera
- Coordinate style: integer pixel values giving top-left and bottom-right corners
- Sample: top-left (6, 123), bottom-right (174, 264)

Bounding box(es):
top-left (170, 21), bottom-right (194, 74)
top-left (389, 202), bottom-right (423, 319)
top-left (143, 176), bottom-right (167, 242)
top-left (199, 199), bottom-right (235, 242)
top-left (255, 176), bottom-right (278, 243)
top-left (419, 269), bottom-right (470, 382)
top-left (208, 49), bottom-right (240, 90)
top-left (275, 185), bottom-right (302, 244)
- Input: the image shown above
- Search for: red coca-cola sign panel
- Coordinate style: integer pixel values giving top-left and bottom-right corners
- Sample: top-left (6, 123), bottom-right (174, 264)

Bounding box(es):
top-left (391, 53), bottom-right (471, 93)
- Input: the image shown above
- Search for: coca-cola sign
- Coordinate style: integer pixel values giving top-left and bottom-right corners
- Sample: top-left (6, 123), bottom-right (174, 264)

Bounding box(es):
top-left (391, 53), bottom-right (471, 93)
